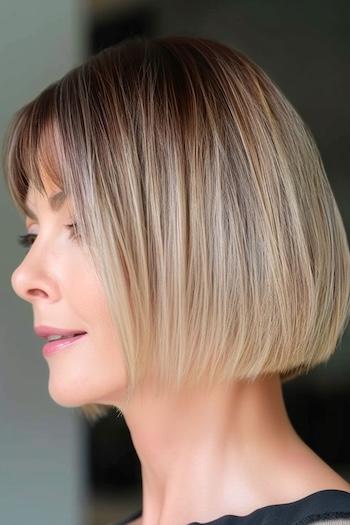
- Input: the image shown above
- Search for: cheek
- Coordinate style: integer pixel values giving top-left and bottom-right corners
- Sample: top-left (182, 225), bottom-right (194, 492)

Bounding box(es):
top-left (63, 249), bottom-right (105, 319)
top-left (66, 256), bottom-right (126, 363)
top-left (67, 258), bottom-right (117, 345)
top-left (47, 278), bottom-right (128, 407)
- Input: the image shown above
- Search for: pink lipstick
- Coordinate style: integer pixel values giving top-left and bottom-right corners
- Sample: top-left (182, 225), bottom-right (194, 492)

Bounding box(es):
top-left (42, 333), bottom-right (87, 357)
top-left (34, 325), bottom-right (87, 357)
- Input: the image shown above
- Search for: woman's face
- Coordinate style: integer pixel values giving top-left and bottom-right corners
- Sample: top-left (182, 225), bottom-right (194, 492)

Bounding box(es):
top-left (10, 179), bottom-right (127, 408)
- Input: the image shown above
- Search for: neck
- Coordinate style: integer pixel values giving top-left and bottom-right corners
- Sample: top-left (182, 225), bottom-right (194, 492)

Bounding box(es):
top-left (116, 374), bottom-right (303, 525)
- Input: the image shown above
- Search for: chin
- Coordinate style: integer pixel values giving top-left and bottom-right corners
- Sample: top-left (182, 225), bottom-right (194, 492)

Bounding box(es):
top-left (47, 376), bottom-right (127, 408)
top-left (47, 382), bottom-right (87, 408)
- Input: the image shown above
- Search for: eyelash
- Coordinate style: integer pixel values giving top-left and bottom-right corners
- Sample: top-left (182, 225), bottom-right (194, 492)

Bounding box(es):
top-left (17, 223), bottom-right (79, 249)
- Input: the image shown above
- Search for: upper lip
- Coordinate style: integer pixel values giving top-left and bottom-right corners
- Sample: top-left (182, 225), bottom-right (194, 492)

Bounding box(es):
top-left (34, 325), bottom-right (87, 339)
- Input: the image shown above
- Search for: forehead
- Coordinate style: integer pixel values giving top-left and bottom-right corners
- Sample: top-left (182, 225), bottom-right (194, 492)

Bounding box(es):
top-left (25, 182), bottom-right (68, 220)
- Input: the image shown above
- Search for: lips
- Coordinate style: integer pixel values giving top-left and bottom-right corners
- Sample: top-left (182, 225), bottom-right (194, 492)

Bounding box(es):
top-left (42, 332), bottom-right (87, 357)
top-left (34, 325), bottom-right (87, 339)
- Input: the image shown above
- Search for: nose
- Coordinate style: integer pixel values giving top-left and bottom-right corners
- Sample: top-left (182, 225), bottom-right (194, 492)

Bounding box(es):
top-left (11, 253), bottom-right (56, 304)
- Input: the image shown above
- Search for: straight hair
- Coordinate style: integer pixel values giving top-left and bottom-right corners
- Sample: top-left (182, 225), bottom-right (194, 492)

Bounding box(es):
top-left (3, 35), bottom-right (350, 423)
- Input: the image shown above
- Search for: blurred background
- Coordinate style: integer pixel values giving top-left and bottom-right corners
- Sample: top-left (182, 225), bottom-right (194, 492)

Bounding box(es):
top-left (0, 1), bottom-right (349, 524)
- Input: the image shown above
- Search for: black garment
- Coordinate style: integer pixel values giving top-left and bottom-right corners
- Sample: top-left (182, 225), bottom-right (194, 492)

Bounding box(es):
top-left (111, 489), bottom-right (350, 525)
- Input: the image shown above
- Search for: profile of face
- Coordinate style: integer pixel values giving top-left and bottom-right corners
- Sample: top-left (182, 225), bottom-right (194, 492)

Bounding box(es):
top-left (10, 178), bottom-right (127, 408)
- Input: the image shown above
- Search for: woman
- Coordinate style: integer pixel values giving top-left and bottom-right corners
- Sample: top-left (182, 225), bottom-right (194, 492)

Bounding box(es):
top-left (3, 35), bottom-right (350, 525)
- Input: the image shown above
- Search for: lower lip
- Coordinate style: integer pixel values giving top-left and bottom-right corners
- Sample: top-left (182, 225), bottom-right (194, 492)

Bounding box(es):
top-left (42, 333), bottom-right (87, 357)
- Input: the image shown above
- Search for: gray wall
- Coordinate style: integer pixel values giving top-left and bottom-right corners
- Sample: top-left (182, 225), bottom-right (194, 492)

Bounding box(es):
top-left (0, 1), bottom-right (89, 524)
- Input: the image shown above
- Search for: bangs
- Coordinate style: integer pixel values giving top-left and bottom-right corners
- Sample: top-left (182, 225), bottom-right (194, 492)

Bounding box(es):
top-left (2, 83), bottom-right (65, 219)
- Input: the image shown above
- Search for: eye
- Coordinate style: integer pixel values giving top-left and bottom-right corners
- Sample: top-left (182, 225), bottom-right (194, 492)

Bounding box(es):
top-left (66, 223), bottom-right (80, 241)
top-left (17, 223), bottom-right (80, 249)
top-left (17, 233), bottom-right (36, 249)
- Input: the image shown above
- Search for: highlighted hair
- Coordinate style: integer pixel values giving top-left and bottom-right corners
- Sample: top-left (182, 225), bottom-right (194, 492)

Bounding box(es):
top-left (3, 35), bottom-right (350, 423)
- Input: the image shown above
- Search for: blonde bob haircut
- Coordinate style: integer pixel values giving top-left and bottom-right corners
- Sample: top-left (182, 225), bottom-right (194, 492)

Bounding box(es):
top-left (3, 35), bottom-right (350, 424)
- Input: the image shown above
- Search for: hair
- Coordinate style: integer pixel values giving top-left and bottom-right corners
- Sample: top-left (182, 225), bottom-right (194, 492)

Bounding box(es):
top-left (2, 34), bottom-right (350, 424)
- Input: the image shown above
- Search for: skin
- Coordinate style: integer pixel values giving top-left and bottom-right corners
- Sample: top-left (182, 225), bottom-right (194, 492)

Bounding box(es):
top-left (11, 179), bottom-right (350, 525)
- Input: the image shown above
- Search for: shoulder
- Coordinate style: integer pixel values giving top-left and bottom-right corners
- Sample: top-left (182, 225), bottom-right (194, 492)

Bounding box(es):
top-left (108, 490), bottom-right (350, 525)
top-left (293, 489), bottom-right (350, 525)
top-left (189, 489), bottom-right (350, 525)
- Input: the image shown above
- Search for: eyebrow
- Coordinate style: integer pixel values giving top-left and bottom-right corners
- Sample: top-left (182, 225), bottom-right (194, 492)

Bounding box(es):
top-left (25, 191), bottom-right (67, 220)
